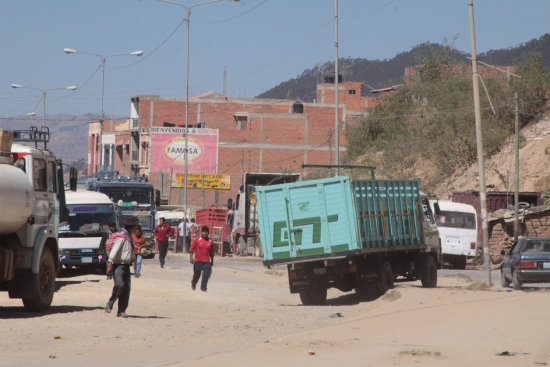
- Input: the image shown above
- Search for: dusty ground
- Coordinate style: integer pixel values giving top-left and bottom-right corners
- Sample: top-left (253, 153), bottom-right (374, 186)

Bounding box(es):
top-left (1, 254), bottom-right (550, 367)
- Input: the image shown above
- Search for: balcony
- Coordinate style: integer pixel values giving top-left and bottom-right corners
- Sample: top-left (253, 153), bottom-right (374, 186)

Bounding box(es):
top-left (131, 118), bottom-right (139, 131)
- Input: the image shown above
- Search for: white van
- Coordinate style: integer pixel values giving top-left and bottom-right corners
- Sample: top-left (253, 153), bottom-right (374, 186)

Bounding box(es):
top-left (430, 200), bottom-right (477, 269)
top-left (58, 190), bottom-right (116, 273)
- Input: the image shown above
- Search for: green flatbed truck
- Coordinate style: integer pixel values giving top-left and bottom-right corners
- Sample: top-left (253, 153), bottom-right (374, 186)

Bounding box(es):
top-left (257, 176), bottom-right (441, 305)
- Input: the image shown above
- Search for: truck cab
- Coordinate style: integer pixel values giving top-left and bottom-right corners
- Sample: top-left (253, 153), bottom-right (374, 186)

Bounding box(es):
top-left (1, 130), bottom-right (75, 311)
top-left (229, 172), bottom-right (301, 256)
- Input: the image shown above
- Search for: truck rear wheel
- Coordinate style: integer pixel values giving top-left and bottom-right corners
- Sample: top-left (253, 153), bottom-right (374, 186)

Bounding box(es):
top-left (420, 255), bottom-right (437, 288)
top-left (237, 237), bottom-right (247, 256)
top-left (377, 261), bottom-right (394, 295)
top-left (22, 249), bottom-right (56, 312)
top-left (299, 284), bottom-right (327, 306)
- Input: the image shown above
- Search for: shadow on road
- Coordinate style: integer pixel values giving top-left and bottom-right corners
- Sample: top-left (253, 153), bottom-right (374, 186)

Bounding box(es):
top-left (55, 279), bottom-right (100, 292)
top-left (0, 305), bottom-right (104, 319)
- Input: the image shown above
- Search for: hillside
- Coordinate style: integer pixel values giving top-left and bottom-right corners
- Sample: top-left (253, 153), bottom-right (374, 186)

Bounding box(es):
top-left (258, 34), bottom-right (550, 102)
top-left (433, 106), bottom-right (550, 199)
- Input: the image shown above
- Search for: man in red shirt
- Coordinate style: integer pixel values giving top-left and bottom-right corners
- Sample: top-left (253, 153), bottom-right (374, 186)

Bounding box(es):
top-left (189, 226), bottom-right (214, 292)
top-left (154, 217), bottom-right (174, 268)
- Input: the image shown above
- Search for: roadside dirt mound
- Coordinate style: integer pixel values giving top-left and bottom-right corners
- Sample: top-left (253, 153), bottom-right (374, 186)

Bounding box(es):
top-left (432, 110), bottom-right (550, 199)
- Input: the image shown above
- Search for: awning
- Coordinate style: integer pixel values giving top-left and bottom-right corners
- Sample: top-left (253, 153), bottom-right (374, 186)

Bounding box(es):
top-left (116, 134), bottom-right (130, 146)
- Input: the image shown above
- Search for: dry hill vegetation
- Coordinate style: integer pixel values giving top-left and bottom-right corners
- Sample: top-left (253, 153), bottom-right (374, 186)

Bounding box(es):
top-left (345, 46), bottom-right (550, 197)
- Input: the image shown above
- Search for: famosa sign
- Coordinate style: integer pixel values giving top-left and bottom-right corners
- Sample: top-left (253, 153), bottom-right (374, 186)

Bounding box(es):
top-left (150, 127), bottom-right (218, 174)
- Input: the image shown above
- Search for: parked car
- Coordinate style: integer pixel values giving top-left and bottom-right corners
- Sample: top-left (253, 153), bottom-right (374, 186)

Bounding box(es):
top-left (501, 237), bottom-right (550, 290)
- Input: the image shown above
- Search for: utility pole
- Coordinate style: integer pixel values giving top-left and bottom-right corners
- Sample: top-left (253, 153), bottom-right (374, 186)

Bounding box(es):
top-left (468, 0), bottom-right (491, 286)
top-left (334, 0), bottom-right (340, 176)
top-left (514, 91), bottom-right (520, 241)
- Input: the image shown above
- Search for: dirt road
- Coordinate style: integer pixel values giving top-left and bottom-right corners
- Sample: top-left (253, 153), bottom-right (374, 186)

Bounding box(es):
top-left (1, 254), bottom-right (549, 367)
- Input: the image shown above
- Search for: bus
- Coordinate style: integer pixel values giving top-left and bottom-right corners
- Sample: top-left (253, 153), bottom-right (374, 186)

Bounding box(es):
top-left (81, 171), bottom-right (155, 248)
top-left (58, 190), bottom-right (116, 274)
top-left (430, 200), bottom-right (477, 269)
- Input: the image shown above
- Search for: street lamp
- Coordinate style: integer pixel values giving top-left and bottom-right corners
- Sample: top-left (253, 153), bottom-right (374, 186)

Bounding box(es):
top-left (63, 48), bottom-right (144, 122)
top-left (158, 0), bottom-right (239, 220)
top-left (11, 84), bottom-right (77, 127)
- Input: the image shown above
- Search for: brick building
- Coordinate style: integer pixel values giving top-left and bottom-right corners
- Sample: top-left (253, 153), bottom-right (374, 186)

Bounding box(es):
top-left (87, 79), bottom-right (383, 211)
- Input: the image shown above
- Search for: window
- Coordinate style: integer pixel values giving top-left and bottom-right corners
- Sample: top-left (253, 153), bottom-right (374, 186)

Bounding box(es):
top-left (47, 160), bottom-right (57, 193)
top-left (234, 112), bottom-right (249, 130)
top-left (33, 158), bottom-right (47, 191)
top-left (348, 89), bottom-right (356, 95)
top-left (292, 102), bottom-right (304, 114)
top-left (15, 157), bottom-right (26, 173)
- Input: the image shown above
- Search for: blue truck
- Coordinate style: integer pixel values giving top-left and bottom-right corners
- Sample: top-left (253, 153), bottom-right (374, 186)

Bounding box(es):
top-left (257, 176), bottom-right (441, 305)
top-left (79, 171), bottom-right (155, 253)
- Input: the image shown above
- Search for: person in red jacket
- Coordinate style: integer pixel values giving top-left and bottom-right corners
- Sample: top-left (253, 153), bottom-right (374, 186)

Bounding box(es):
top-left (154, 217), bottom-right (174, 268)
top-left (189, 226), bottom-right (214, 292)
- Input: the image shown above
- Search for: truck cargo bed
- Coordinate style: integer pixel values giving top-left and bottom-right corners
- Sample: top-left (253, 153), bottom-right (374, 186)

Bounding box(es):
top-left (258, 177), bottom-right (429, 266)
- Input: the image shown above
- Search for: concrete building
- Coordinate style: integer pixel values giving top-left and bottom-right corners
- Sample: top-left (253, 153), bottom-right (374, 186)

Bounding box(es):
top-left (88, 79), bottom-right (382, 211)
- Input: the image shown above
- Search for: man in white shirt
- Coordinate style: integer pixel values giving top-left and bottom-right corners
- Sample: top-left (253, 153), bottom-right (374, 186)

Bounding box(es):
top-left (185, 218), bottom-right (196, 253)
top-left (105, 216), bottom-right (138, 318)
top-left (178, 219), bottom-right (186, 253)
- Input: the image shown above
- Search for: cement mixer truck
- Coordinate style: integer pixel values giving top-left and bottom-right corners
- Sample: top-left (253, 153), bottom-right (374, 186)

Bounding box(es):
top-left (0, 128), bottom-right (76, 311)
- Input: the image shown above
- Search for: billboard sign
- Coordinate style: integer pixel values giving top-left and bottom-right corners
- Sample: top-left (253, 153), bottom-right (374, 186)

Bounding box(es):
top-left (171, 173), bottom-right (230, 190)
top-left (150, 127), bottom-right (218, 173)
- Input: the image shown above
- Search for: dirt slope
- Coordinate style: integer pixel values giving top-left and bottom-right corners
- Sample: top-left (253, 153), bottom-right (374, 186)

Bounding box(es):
top-left (433, 111), bottom-right (550, 199)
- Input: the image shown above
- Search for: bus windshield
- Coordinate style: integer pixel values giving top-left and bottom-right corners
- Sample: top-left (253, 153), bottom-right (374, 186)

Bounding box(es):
top-left (436, 211), bottom-right (476, 229)
top-left (60, 204), bottom-right (115, 236)
top-left (98, 186), bottom-right (152, 205)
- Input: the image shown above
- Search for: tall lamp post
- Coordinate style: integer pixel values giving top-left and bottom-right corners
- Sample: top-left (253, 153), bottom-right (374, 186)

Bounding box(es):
top-left (158, 0), bottom-right (239, 217)
top-left (10, 84), bottom-right (77, 127)
top-left (63, 48), bottom-right (144, 123)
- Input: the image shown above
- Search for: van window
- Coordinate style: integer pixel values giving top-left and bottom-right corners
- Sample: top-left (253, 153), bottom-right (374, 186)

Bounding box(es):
top-left (33, 158), bottom-right (47, 191)
top-left (47, 161), bottom-right (57, 193)
top-left (436, 211), bottom-right (476, 229)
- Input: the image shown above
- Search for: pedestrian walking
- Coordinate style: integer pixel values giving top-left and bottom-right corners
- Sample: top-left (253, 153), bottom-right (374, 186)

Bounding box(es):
top-left (186, 218), bottom-right (196, 253)
top-left (105, 216), bottom-right (138, 318)
top-left (189, 226), bottom-right (214, 292)
top-left (154, 217), bottom-right (174, 268)
top-left (132, 226), bottom-right (147, 278)
top-left (177, 218), bottom-right (187, 253)
top-left (100, 222), bottom-right (119, 280)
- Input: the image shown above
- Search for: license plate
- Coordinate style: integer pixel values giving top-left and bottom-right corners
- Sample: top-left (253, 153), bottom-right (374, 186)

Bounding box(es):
top-left (313, 267), bottom-right (326, 275)
top-left (81, 257), bottom-right (93, 263)
top-left (81, 249), bottom-right (93, 253)
top-left (543, 262), bottom-right (550, 269)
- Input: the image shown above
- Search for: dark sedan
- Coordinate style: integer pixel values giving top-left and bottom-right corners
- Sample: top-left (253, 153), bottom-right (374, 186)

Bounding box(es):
top-left (501, 237), bottom-right (550, 290)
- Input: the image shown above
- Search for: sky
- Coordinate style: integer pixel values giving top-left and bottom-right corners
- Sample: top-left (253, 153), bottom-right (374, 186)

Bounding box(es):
top-left (0, 0), bottom-right (548, 122)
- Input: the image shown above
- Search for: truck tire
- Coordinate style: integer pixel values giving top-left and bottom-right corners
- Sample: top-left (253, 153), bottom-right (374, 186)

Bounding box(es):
top-left (254, 237), bottom-right (263, 257)
top-left (455, 256), bottom-right (467, 270)
top-left (500, 269), bottom-right (510, 288)
top-left (22, 249), bottom-right (56, 312)
top-left (420, 255), bottom-right (437, 288)
top-left (377, 261), bottom-right (394, 295)
top-left (299, 291), bottom-right (313, 305)
top-left (512, 271), bottom-right (522, 290)
top-left (299, 284), bottom-right (327, 306)
top-left (237, 237), bottom-right (247, 256)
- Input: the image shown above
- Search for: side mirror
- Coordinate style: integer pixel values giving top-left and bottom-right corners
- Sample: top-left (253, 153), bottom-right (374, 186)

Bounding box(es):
top-left (69, 167), bottom-right (78, 191)
top-left (433, 202), bottom-right (441, 216)
top-left (227, 198), bottom-right (233, 210)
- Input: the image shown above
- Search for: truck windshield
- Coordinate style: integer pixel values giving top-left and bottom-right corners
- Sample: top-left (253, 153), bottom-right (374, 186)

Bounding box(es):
top-left (60, 204), bottom-right (114, 236)
top-left (98, 187), bottom-right (152, 205)
top-left (436, 211), bottom-right (476, 229)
